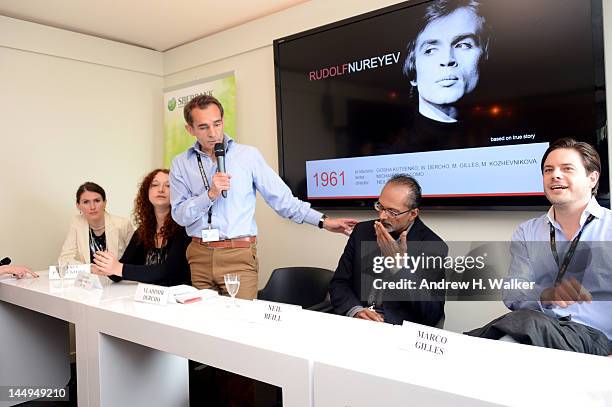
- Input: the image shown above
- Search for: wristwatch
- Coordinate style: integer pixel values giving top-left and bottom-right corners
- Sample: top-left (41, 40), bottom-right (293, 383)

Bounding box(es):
top-left (318, 214), bottom-right (328, 229)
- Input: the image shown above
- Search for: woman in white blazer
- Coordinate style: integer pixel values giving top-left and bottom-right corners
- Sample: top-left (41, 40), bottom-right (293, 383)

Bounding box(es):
top-left (59, 182), bottom-right (134, 265)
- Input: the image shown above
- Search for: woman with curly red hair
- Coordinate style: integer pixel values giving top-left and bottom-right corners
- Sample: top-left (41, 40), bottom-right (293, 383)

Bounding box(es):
top-left (92, 169), bottom-right (190, 286)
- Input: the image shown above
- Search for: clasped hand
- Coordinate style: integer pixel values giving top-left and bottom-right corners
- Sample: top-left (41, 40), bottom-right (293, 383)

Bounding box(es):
top-left (374, 221), bottom-right (407, 257)
top-left (92, 251), bottom-right (123, 277)
top-left (540, 277), bottom-right (592, 308)
top-left (1, 265), bottom-right (38, 279)
top-left (355, 308), bottom-right (384, 322)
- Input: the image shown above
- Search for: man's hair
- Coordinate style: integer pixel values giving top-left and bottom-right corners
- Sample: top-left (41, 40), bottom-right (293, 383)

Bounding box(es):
top-left (183, 95), bottom-right (224, 126)
top-left (402, 0), bottom-right (490, 87)
top-left (386, 174), bottom-right (422, 209)
top-left (540, 138), bottom-right (601, 196)
top-left (76, 182), bottom-right (106, 203)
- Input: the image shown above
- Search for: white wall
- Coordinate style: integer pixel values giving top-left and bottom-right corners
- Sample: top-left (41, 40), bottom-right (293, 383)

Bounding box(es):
top-left (0, 16), bottom-right (164, 270)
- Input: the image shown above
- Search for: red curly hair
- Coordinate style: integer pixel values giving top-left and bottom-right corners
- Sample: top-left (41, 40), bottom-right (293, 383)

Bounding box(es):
top-left (133, 169), bottom-right (179, 250)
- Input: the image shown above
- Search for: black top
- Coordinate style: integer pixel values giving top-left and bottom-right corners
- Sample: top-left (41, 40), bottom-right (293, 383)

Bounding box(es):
top-left (145, 246), bottom-right (167, 266)
top-left (109, 227), bottom-right (191, 287)
top-left (329, 217), bottom-right (447, 326)
top-left (89, 230), bottom-right (107, 263)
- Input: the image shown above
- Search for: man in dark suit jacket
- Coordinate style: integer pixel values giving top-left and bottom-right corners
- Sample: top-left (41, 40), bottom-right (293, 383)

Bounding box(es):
top-left (329, 174), bottom-right (447, 326)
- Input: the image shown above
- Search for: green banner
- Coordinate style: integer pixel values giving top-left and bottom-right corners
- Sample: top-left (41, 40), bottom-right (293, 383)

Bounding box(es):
top-left (163, 73), bottom-right (236, 167)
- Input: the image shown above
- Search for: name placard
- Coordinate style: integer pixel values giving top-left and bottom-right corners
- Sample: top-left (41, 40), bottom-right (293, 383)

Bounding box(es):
top-left (134, 283), bottom-right (170, 305)
top-left (399, 323), bottom-right (449, 357)
top-left (74, 271), bottom-right (103, 290)
top-left (249, 300), bottom-right (301, 325)
top-left (49, 264), bottom-right (89, 280)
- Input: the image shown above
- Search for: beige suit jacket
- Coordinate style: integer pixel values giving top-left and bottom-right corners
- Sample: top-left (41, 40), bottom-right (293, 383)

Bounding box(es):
top-left (59, 212), bottom-right (134, 264)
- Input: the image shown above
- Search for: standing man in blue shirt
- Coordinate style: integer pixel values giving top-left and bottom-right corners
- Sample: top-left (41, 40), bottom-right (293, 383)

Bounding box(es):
top-left (468, 138), bottom-right (612, 356)
top-left (170, 95), bottom-right (357, 300)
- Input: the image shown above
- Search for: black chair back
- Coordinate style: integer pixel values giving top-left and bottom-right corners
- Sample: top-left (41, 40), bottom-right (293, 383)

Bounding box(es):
top-left (258, 267), bottom-right (333, 309)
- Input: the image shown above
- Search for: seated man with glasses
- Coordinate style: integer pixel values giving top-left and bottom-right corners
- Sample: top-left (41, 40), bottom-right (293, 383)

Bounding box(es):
top-left (329, 174), bottom-right (447, 325)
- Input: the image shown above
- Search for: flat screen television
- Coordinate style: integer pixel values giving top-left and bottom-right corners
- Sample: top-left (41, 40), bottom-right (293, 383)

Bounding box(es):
top-left (273, 0), bottom-right (608, 209)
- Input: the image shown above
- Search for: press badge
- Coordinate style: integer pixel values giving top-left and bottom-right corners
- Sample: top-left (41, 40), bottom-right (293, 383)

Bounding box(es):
top-left (202, 228), bottom-right (220, 242)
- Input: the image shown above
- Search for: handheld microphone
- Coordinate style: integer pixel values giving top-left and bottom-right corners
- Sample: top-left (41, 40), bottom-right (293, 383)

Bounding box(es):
top-left (0, 257), bottom-right (11, 266)
top-left (214, 142), bottom-right (227, 198)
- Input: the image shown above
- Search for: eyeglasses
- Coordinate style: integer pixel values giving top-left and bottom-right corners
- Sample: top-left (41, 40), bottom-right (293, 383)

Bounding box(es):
top-left (373, 201), bottom-right (413, 218)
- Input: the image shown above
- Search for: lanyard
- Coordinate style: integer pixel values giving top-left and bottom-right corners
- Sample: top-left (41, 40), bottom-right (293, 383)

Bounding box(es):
top-left (195, 152), bottom-right (214, 228)
top-left (549, 214), bottom-right (594, 284)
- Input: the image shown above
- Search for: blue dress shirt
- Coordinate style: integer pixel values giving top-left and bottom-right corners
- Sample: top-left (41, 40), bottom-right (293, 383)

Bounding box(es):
top-left (504, 197), bottom-right (612, 340)
top-left (170, 136), bottom-right (322, 240)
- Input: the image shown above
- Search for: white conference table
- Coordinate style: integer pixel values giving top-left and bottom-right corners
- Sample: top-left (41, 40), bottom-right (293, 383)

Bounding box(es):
top-left (0, 273), bottom-right (137, 407)
top-left (2, 272), bottom-right (612, 407)
top-left (311, 319), bottom-right (612, 406)
top-left (87, 293), bottom-right (313, 407)
top-left (0, 272), bottom-right (313, 407)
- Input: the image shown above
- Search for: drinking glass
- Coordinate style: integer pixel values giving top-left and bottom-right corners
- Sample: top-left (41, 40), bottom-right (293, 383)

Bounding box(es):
top-left (57, 259), bottom-right (68, 288)
top-left (224, 273), bottom-right (240, 307)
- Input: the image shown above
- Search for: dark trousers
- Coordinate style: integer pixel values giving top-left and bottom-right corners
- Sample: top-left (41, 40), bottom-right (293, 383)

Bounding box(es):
top-left (466, 309), bottom-right (612, 356)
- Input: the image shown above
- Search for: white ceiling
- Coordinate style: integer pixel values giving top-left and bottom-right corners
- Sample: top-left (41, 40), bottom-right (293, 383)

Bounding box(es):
top-left (0, 0), bottom-right (310, 52)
